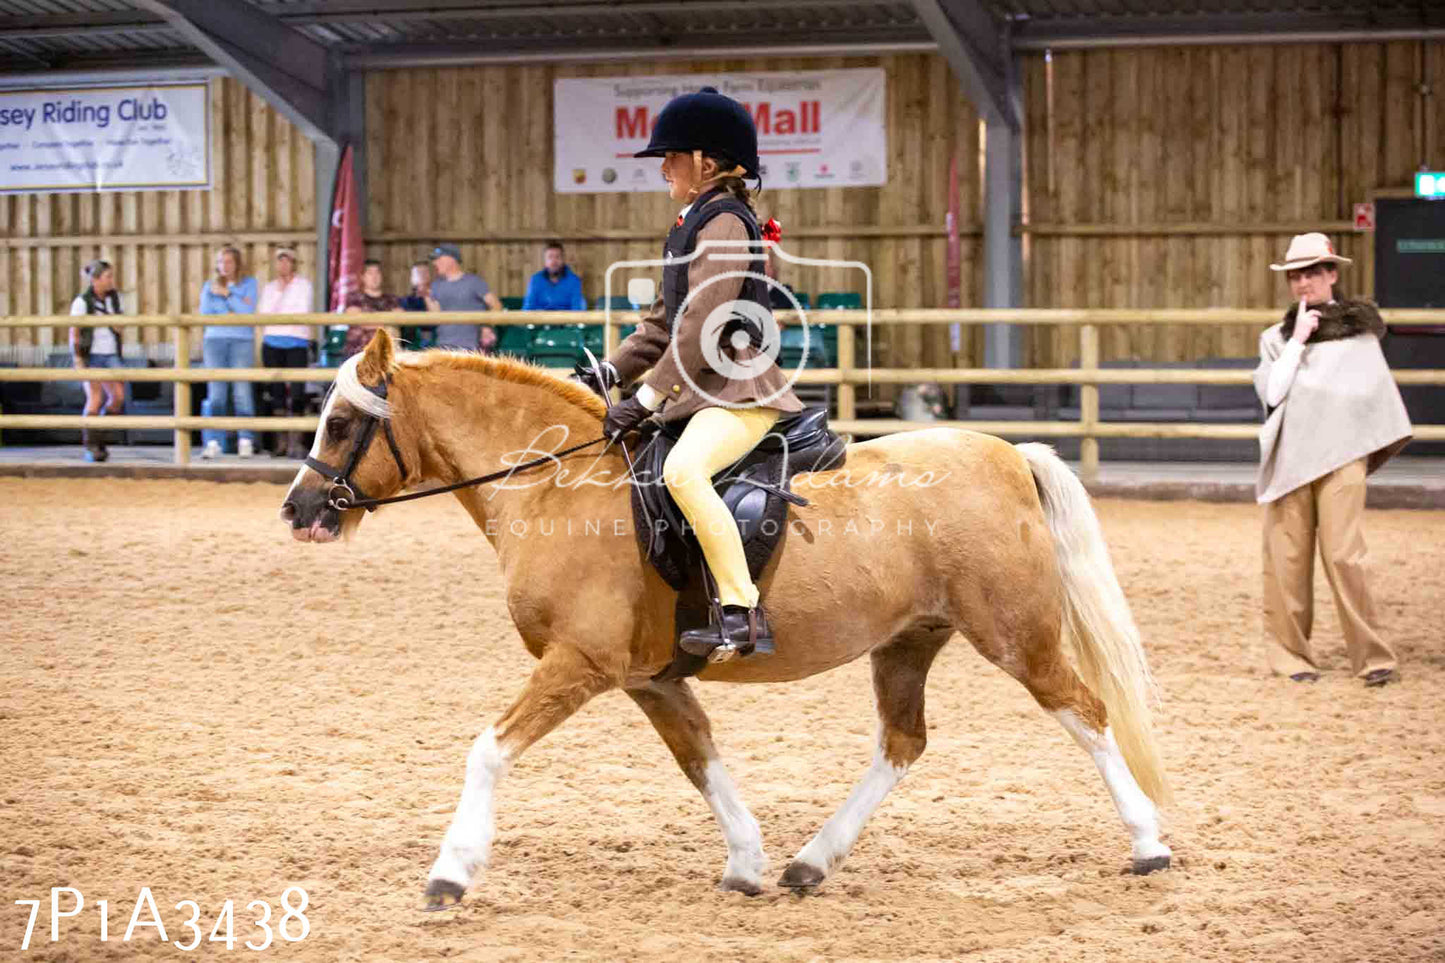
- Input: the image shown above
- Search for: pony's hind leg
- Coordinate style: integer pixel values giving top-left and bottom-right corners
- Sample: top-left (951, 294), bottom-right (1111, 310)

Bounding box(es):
top-left (424, 644), bottom-right (620, 909)
top-left (972, 619), bottom-right (1171, 874)
top-left (1053, 699), bottom-right (1172, 874)
top-left (626, 679), bottom-right (767, 894)
top-left (779, 625), bottom-right (951, 889)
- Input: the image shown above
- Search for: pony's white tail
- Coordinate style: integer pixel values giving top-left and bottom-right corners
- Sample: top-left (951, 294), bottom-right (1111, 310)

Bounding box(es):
top-left (1016, 443), bottom-right (1171, 806)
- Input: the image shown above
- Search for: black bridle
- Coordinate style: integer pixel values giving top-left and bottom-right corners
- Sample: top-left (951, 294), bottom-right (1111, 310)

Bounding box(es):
top-left (304, 374), bottom-right (612, 513)
top-left (305, 376), bottom-right (411, 512)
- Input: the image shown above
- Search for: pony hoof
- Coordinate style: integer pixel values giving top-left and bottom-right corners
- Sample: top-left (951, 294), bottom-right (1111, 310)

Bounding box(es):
top-left (719, 876), bottom-right (764, 897)
top-left (1131, 855), bottom-right (1171, 875)
top-left (423, 879), bottom-right (466, 911)
top-left (778, 861), bottom-right (826, 890)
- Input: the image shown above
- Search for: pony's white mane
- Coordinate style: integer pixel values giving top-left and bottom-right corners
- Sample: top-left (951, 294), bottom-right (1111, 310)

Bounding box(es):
top-left (333, 353), bottom-right (393, 420)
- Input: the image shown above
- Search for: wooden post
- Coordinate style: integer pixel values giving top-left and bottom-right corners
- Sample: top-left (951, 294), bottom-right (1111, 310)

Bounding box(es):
top-left (1079, 323), bottom-right (1099, 486)
top-left (173, 322), bottom-right (191, 465)
top-left (836, 321), bottom-right (856, 421)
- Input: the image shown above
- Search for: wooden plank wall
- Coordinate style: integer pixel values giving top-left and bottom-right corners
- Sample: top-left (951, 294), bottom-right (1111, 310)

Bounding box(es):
top-left (363, 54), bottom-right (988, 371)
top-left (1024, 40), bottom-right (1445, 365)
top-left (4, 43), bottom-right (1440, 372)
top-left (0, 77), bottom-right (315, 357)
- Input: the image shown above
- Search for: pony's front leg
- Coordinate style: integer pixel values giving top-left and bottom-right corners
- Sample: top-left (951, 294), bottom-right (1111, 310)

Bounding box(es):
top-left (626, 680), bottom-right (768, 894)
top-left (424, 644), bottom-right (619, 909)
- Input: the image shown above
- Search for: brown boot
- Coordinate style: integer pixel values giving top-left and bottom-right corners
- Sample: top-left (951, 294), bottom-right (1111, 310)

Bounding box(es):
top-left (285, 431), bottom-right (308, 460)
top-left (678, 604), bottom-right (775, 662)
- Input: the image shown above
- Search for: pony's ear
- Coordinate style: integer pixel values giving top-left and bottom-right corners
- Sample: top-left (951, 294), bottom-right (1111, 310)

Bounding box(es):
top-left (356, 327), bottom-right (395, 383)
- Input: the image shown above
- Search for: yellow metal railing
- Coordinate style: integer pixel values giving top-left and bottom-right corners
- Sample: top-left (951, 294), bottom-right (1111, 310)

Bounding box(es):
top-left (2, 309), bottom-right (1442, 481)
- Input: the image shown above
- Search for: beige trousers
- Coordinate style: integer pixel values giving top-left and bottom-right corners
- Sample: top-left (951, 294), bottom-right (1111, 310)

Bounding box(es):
top-left (1261, 457), bottom-right (1396, 677)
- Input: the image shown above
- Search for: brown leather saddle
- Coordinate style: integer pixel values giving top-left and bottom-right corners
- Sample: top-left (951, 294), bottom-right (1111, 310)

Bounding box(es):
top-left (627, 407), bottom-right (847, 680)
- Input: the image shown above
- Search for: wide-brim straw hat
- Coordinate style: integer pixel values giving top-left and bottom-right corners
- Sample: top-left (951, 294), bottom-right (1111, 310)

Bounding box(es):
top-left (1269, 232), bottom-right (1353, 272)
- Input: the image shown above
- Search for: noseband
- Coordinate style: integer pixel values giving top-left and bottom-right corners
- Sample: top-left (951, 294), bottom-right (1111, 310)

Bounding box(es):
top-left (304, 375), bottom-right (409, 512)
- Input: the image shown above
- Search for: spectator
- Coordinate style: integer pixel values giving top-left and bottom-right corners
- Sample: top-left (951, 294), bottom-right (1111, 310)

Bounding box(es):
top-left (343, 258), bottom-right (401, 357)
top-left (522, 240), bottom-right (586, 311)
top-left (1254, 233), bottom-right (1413, 687)
top-left (198, 245), bottom-right (258, 459)
top-left (428, 243), bottom-right (501, 352)
top-left (399, 259), bottom-right (433, 312)
top-left (68, 258), bottom-right (125, 463)
top-left (257, 247), bottom-right (316, 460)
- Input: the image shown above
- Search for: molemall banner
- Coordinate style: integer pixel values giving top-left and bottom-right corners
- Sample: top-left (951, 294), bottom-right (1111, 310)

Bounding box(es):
top-left (0, 82), bottom-right (210, 194)
top-left (553, 69), bottom-right (886, 193)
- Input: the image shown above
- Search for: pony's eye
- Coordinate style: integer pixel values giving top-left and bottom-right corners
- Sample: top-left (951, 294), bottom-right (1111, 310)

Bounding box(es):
top-left (326, 415), bottom-right (349, 441)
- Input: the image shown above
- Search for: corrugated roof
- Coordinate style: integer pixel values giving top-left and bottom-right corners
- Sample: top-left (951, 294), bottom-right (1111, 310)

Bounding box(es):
top-left (0, 0), bottom-right (1438, 74)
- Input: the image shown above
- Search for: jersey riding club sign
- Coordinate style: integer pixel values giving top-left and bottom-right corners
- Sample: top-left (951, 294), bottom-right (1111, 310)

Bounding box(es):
top-left (553, 69), bottom-right (887, 193)
top-left (0, 82), bottom-right (210, 194)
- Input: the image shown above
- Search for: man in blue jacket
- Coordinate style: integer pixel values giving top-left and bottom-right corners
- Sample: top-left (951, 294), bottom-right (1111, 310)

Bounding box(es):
top-left (521, 240), bottom-right (587, 311)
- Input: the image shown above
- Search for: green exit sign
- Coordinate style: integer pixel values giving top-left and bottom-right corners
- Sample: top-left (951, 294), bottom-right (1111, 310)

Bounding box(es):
top-left (1417, 171), bottom-right (1445, 198)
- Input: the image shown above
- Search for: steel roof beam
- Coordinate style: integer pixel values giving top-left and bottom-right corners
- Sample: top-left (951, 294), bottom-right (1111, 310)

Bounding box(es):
top-left (911, 0), bottom-right (1017, 130)
top-left (132, 0), bottom-right (335, 143)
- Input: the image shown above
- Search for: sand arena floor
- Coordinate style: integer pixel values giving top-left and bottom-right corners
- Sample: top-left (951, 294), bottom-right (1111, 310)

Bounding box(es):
top-left (1, 477), bottom-right (1442, 962)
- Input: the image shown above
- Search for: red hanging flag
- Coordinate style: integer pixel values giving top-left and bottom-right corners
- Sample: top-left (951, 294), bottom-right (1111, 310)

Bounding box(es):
top-left (328, 144), bottom-right (364, 313)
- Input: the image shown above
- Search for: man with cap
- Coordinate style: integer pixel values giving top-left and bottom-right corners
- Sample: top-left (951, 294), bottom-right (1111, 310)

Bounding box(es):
top-left (1253, 232), bottom-right (1412, 687)
top-left (428, 243), bottom-right (500, 352)
top-left (258, 246), bottom-right (316, 459)
top-left (575, 86), bottom-right (804, 664)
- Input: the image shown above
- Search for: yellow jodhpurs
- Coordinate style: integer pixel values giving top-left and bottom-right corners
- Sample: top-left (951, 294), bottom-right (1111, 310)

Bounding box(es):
top-left (662, 406), bottom-right (781, 608)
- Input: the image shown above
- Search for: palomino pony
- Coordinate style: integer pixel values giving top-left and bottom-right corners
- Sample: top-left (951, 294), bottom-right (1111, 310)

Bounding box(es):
top-left (280, 330), bottom-right (1172, 908)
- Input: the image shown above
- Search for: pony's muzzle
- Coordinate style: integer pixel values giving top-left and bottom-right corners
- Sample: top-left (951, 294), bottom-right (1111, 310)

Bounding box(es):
top-left (281, 488), bottom-right (341, 542)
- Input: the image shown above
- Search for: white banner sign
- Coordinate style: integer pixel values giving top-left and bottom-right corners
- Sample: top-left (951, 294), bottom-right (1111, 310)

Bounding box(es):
top-left (554, 69), bottom-right (886, 193)
top-left (0, 82), bottom-right (210, 195)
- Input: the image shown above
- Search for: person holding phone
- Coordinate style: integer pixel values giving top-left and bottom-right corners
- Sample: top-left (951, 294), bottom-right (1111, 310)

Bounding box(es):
top-left (198, 245), bottom-right (259, 458)
top-left (1253, 233), bottom-right (1412, 687)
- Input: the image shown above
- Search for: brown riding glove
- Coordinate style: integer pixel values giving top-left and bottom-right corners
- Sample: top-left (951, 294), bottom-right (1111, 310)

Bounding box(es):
top-left (603, 395), bottom-right (654, 439)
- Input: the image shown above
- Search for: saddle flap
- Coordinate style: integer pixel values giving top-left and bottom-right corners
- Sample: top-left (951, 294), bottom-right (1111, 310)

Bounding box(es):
top-left (631, 407), bottom-right (846, 594)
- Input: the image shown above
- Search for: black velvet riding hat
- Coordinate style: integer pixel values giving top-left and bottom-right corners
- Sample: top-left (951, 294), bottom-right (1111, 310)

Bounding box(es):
top-left (634, 86), bottom-right (761, 180)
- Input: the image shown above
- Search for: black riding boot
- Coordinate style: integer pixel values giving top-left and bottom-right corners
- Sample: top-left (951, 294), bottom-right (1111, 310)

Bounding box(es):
top-left (678, 604), bottom-right (775, 662)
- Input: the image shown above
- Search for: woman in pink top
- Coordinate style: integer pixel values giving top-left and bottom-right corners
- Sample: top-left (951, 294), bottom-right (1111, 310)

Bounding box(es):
top-left (257, 248), bottom-right (316, 458)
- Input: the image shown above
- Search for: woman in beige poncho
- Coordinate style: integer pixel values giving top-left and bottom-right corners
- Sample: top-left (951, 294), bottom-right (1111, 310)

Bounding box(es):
top-left (1253, 233), bottom-right (1412, 687)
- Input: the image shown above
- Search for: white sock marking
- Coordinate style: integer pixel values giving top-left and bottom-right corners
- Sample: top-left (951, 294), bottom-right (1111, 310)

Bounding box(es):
top-left (793, 743), bottom-right (907, 878)
top-left (1054, 709), bottom-right (1170, 862)
top-left (427, 727), bottom-right (511, 889)
top-left (700, 758), bottom-right (767, 887)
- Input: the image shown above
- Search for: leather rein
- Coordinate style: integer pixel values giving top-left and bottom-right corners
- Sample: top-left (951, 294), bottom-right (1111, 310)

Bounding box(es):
top-left (304, 375), bottom-right (609, 513)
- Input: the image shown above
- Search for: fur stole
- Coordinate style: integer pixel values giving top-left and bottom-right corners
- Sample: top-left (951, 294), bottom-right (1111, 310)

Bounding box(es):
top-left (1281, 298), bottom-right (1386, 343)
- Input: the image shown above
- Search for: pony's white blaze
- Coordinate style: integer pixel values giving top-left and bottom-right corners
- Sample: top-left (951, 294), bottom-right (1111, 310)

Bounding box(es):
top-left (282, 354), bottom-right (397, 505)
top-left (428, 727), bottom-right (511, 889)
top-left (791, 743), bottom-right (907, 878)
top-left (701, 759), bottom-right (767, 888)
top-left (1053, 709), bottom-right (1170, 862)
top-left (282, 374), bottom-right (340, 505)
